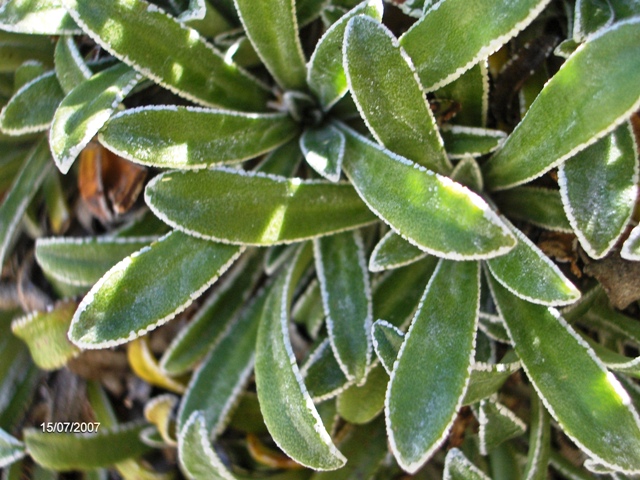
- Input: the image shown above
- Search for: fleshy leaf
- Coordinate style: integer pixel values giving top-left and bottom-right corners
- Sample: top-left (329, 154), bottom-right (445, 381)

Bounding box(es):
top-left (35, 236), bottom-right (156, 287)
top-left (488, 275), bottom-right (640, 474)
top-left (477, 398), bottom-right (527, 455)
top-left (144, 167), bottom-right (376, 246)
top-left (100, 106), bottom-right (298, 170)
top-left (54, 36), bottom-right (92, 94)
top-left (50, 63), bottom-right (142, 174)
top-left (63, 0), bottom-right (269, 111)
top-left (523, 392), bottom-right (552, 480)
top-left (386, 260), bottom-right (479, 473)
top-left (344, 15), bottom-right (450, 174)
top-left (300, 124), bottom-right (345, 182)
top-left (68, 231), bottom-right (243, 348)
top-left (440, 126), bottom-right (506, 159)
top-left (255, 245), bottom-right (346, 470)
top-left (371, 320), bottom-right (404, 375)
top-left (486, 219), bottom-right (580, 306)
top-left (443, 448), bottom-right (490, 480)
top-left (399, 0), bottom-right (550, 91)
top-left (307, 0), bottom-right (383, 110)
top-left (0, 71), bottom-right (64, 135)
top-left (233, 0), bottom-right (306, 90)
top-left (484, 18), bottom-right (640, 190)
top-left (339, 124), bottom-right (515, 260)
top-left (368, 230), bottom-right (427, 272)
top-left (314, 230), bottom-right (372, 383)
top-left (0, 0), bottom-right (81, 34)
top-left (558, 122), bottom-right (638, 259)
top-left (0, 428), bottom-right (25, 469)
top-left (494, 187), bottom-right (572, 232)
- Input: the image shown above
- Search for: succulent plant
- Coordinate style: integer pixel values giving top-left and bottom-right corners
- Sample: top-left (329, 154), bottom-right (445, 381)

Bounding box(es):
top-left (2, 0), bottom-right (640, 478)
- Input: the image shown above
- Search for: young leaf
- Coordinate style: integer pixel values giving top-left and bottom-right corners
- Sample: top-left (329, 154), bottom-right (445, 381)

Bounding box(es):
top-left (35, 236), bottom-right (157, 287)
top-left (494, 187), bottom-right (572, 232)
top-left (68, 231), bottom-right (243, 349)
top-left (477, 398), bottom-right (527, 455)
top-left (144, 167), bottom-right (376, 246)
top-left (484, 18), bottom-right (640, 190)
top-left (558, 123), bottom-right (638, 259)
top-left (450, 155), bottom-right (483, 192)
top-left (368, 230), bottom-right (427, 272)
top-left (372, 320), bottom-right (404, 375)
top-left (486, 219), bottom-right (580, 306)
top-left (488, 275), bottom-right (640, 474)
top-left (443, 448), bottom-right (491, 480)
top-left (0, 428), bottom-right (25, 469)
top-left (339, 124), bottom-right (515, 260)
top-left (522, 392), bottom-right (551, 480)
top-left (440, 125), bottom-right (506, 159)
top-left (344, 15), bottom-right (450, 175)
top-left (0, 71), bottom-right (64, 135)
top-left (0, 0), bottom-right (80, 34)
top-left (100, 106), bottom-right (299, 170)
top-left (0, 138), bottom-right (52, 267)
top-left (144, 394), bottom-right (178, 447)
top-left (127, 337), bottom-right (186, 394)
top-left (233, 0), bottom-right (306, 91)
top-left (314, 230), bottom-right (372, 383)
top-left (50, 63), bottom-right (142, 174)
top-left (307, 0), bottom-right (383, 110)
top-left (63, 0), bottom-right (269, 111)
top-left (300, 124), bottom-right (345, 182)
top-left (255, 245), bottom-right (346, 470)
top-left (54, 36), bottom-right (92, 94)
top-left (386, 260), bottom-right (479, 473)
top-left (399, 0), bottom-right (550, 91)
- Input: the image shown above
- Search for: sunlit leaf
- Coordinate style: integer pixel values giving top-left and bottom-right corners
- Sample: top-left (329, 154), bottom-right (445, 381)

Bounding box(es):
top-left (0, 30), bottom-right (54, 72)
top-left (0, 428), bottom-right (25, 469)
top-left (0, 0), bottom-right (80, 34)
top-left (54, 35), bottom-right (91, 94)
top-left (300, 124), bottom-right (345, 182)
top-left (622, 223), bottom-right (640, 261)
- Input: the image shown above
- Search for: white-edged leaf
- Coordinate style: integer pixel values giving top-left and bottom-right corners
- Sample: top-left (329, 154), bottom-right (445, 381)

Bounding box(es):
top-left (368, 230), bottom-right (427, 272)
top-left (435, 62), bottom-right (489, 128)
top-left (450, 155), bottom-right (483, 192)
top-left (0, 428), bottom-right (25, 469)
top-left (477, 397), bottom-right (527, 455)
top-left (441, 125), bottom-right (506, 159)
top-left (371, 319), bottom-right (403, 375)
top-left (622, 223), bottom-right (640, 261)
top-left (574, 0), bottom-right (614, 41)
top-left (301, 338), bottom-right (351, 402)
top-left (54, 35), bottom-right (92, 94)
top-left (523, 391), bottom-right (552, 480)
top-left (0, 0), bottom-right (81, 34)
top-left (300, 124), bottom-right (345, 182)
top-left (494, 187), bottom-right (572, 232)
top-left (462, 358), bottom-right (521, 406)
top-left (443, 448), bottom-right (491, 480)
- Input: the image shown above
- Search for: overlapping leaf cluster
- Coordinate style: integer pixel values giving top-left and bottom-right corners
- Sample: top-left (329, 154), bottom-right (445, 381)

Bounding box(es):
top-left (1, 0), bottom-right (640, 478)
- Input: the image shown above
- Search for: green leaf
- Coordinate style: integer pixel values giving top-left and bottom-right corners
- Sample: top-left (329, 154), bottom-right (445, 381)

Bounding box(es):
top-left (11, 300), bottom-right (79, 370)
top-left (296, 0), bottom-right (328, 27)
top-left (145, 167), bottom-right (376, 246)
top-left (233, 0), bottom-right (306, 91)
top-left (574, 0), bottom-right (613, 41)
top-left (609, 0), bottom-right (640, 19)
top-left (339, 124), bottom-right (515, 260)
top-left (35, 236), bottom-right (156, 287)
top-left (558, 123), bottom-right (638, 259)
top-left (622, 223), bottom-right (640, 261)
top-left (0, 0), bottom-right (80, 34)
top-left (24, 422), bottom-right (150, 471)
top-left (63, 0), bottom-right (269, 111)
top-left (0, 428), bottom-right (25, 469)
top-left (100, 106), bottom-right (298, 170)
top-left (484, 18), bottom-right (640, 190)
top-left (0, 71), bottom-right (64, 135)
top-left (486, 219), bottom-right (580, 306)
top-left (307, 0), bottom-right (383, 110)
top-left (450, 155), bottom-right (483, 192)
top-left (434, 62), bottom-right (489, 127)
top-left (583, 336), bottom-right (640, 379)
top-left (54, 35), bottom-right (91, 94)
top-left (477, 398), bottom-right (526, 455)
top-left (300, 124), bottom-right (345, 182)
top-left (463, 358), bottom-right (521, 406)
top-left (399, 0), bottom-right (550, 92)
top-left (368, 230), bottom-right (427, 272)
top-left (488, 275), bottom-right (640, 474)
top-left (301, 338), bottom-right (351, 401)
top-left (50, 63), bottom-right (142, 174)
top-left (523, 392), bottom-right (552, 480)
top-left (161, 251), bottom-right (263, 376)
top-left (255, 245), bottom-right (346, 470)
top-left (371, 320), bottom-right (403, 375)
top-left (387, 260), bottom-right (479, 473)
top-left (292, 279), bottom-right (325, 339)
top-left (494, 187), bottom-right (572, 232)
top-left (336, 364), bottom-right (387, 424)
top-left (68, 231), bottom-right (242, 348)
top-left (443, 448), bottom-right (490, 480)
top-left (0, 138), bottom-right (52, 267)
top-left (441, 126), bottom-right (506, 159)
top-left (0, 31), bottom-right (54, 72)
top-left (314, 230), bottom-right (372, 383)
top-left (344, 15), bottom-right (450, 175)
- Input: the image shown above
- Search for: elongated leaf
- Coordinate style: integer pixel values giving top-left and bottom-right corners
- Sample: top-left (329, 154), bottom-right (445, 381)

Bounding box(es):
top-left (302, 339), bottom-right (351, 402)
top-left (0, 428), bottom-right (24, 469)
top-left (69, 231), bottom-right (243, 348)
top-left (339, 124), bottom-right (515, 260)
top-left (25, 423), bottom-right (150, 471)
top-left (583, 336), bottom-right (640, 379)
top-left (0, 0), bottom-right (80, 34)
top-left (145, 167), bottom-right (376, 246)
top-left (0, 138), bottom-right (52, 267)
top-left (234, 0), bottom-right (306, 90)
top-left (144, 394), bottom-right (178, 447)
top-left (300, 124), bottom-right (344, 182)
top-left (477, 398), bottom-right (526, 455)
top-left (128, 337), bottom-right (186, 393)
top-left (523, 392), bottom-right (551, 480)
top-left (50, 63), bottom-right (142, 174)
top-left (450, 155), bottom-right (483, 192)
top-left (484, 18), bottom-right (640, 190)
top-left (574, 0), bottom-right (613, 41)
top-left (100, 106), bottom-right (298, 170)
top-left (387, 260), bottom-right (479, 473)
top-left (399, 0), bottom-right (550, 91)
top-left (488, 275), bottom-right (640, 474)
top-left (622, 223), bottom-right (640, 261)
top-left (0, 30), bottom-right (54, 72)
top-left (0, 71), bottom-right (63, 135)
top-left (314, 231), bottom-right (371, 383)
top-left (441, 126), bottom-right (506, 159)
top-left (54, 36), bottom-right (92, 94)
top-left (463, 359), bottom-right (521, 406)
top-left (435, 62), bottom-right (489, 127)
top-left (255, 245), bottom-right (346, 470)
top-left (63, 0), bottom-right (269, 111)
top-left (292, 279), bottom-right (325, 338)
top-left (558, 123), bottom-right (638, 259)
top-left (307, 0), bottom-right (383, 110)
top-left (486, 219), bottom-right (580, 306)
top-left (494, 187), bottom-right (572, 232)
top-left (369, 230), bottom-right (427, 272)
top-left (444, 448), bottom-right (490, 480)
top-left (35, 236), bottom-right (156, 287)
top-left (344, 15), bottom-right (450, 174)
top-left (372, 320), bottom-right (404, 375)
top-left (11, 300), bottom-right (79, 370)
top-left (177, 279), bottom-right (268, 434)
